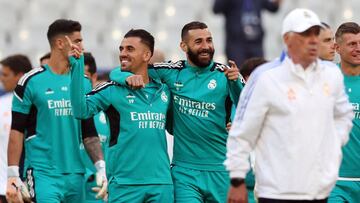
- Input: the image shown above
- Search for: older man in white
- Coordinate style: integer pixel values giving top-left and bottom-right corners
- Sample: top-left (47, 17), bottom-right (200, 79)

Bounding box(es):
top-left (225, 8), bottom-right (354, 203)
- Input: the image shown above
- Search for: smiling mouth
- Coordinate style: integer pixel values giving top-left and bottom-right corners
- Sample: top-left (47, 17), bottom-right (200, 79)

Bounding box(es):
top-left (199, 53), bottom-right (210, 57)
top-left (120, 58), bottom-right (130, 63)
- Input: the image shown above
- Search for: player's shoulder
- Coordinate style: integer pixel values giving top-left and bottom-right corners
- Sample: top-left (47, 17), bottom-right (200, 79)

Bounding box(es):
top-left (87, 81), bottom-right (118, 96)
top-left (210, 62), bottom-right (230, 72)
top-left (14, 66), bottom-right (47, 100)
top-left (17, 66), bottom-right (47, 88)
top-left (152, 60), bottom-right (186, 70)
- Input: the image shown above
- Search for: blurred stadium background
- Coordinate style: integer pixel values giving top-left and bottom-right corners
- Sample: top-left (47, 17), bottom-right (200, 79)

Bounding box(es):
top-left (0, 0), bottom-right (358, 71)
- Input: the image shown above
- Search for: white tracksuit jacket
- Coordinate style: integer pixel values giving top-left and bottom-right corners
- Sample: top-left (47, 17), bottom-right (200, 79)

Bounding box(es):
top-left (225, 57), bottom-right (354, 200)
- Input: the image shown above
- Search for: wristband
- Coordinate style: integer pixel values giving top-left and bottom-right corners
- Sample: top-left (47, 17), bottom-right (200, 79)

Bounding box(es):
top-left (95, 160), bottom-right (106, 171)
top-left (7, 166), bottom-right (20, 177)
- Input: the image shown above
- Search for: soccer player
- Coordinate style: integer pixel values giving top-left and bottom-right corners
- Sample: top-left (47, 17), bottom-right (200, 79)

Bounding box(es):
top-left (319, 22), bottom-right (335, 61)
top-left (239, 57), bottom-right (267, 81)
top-left (68, 29), bottom-right (173, 203)
top-left (0, 54), bottom-right (32, 203)
top-left (81, 52), bottom-right (110, 203)
top-left (110, 21), bottom-right (244, 203)
top-left (328, 22), bottom-right (360, 203)
top-left (6, 19), bottom-right (106, 203)
top-left (225, 8), bottom-right (353, 203)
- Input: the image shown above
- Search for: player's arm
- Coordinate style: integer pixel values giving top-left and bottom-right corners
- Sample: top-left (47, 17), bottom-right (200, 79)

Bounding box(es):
top-left (7, 71), bottom-right (36, 202)
top-left (69, 55), bottom-right (112, 119)
top-left (224, 60), bottom-right (245, 106)
top-left (7, 112), bottom-right (31, 203)
top-left (67, 36), bottom-right (111, 120)
top-left (109, 68), bottom-right (148, 89)
top-left (109, 68), bottom-right (135, 86)
top-left (81, 118), bottom-right (107, 199)
top-left (109, 61), bottom-right (180, 88)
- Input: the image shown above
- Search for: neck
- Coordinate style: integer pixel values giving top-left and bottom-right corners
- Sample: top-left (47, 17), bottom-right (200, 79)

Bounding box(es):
top-left (187, 59), bottom-right (211, 68)
top-left (341, 61), bottom-right (360, 76)
top-left (47, 52), bottom-right (70, 74)
top-left (133, 65), bottom-right (150, 84)
top-left (187, 60), bottom-right (197, 67)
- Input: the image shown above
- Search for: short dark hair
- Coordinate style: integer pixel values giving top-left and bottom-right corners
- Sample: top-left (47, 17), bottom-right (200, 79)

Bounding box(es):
top-left (240, 57), bottom-right (267, 79)
top-left (47, 19), bottom-right (82, 47)
top-left (124, 29), bottom-right (155, 56)
top-left (181, 21), bottom-right (208, 40)
top-left (0, 54), bottom-right (32, 74)
top-left (40, 52), bottom-right (51, 63)
top-left (335, 22), bottom-right (360, 42)
top-left (84, 52), bottom-right (97, 75)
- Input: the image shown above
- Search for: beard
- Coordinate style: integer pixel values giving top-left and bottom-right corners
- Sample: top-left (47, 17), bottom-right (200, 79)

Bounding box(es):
top-left (187, 47), bottom-right (215, 67)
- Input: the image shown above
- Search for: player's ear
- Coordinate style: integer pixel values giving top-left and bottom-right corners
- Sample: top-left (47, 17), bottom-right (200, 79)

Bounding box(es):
top-left (180, 41), bottom-right (187, 52)
top-left (334, 42), bottom-right (340, 54)
top-left (55, 37), bottom-right (65, 50)
top-left (143, 50), bottom-right (152, 62)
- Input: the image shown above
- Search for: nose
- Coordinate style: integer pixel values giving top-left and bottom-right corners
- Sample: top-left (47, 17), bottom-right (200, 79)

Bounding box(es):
top-left (120, 50), bottom-right (126, 57)
top-left (200, 41), bottom-right (211, 50)
top-left (330, 42), bottom-right (335, 50)
top-left (307, 33), bottom-right (319, 46)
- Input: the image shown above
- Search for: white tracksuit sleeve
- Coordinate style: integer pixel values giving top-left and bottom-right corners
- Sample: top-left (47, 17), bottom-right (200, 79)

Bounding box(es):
top-left (224, 74), bottom-right (270, 178)
top-left (333, 71), bottom-right (354, 146)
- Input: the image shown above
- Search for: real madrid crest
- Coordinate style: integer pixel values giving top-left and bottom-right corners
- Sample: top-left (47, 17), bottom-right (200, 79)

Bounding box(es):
top-left (208, 79), bottom-right (217, 90)
top-left (323, 83), bottom-right (330, 96)
top-left (287, 88), bottom-right (296, 101)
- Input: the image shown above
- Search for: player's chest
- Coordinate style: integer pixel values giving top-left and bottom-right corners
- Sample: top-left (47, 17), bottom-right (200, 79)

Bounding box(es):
top-left (113, 89), bottom-right (170, 114)
top-left (33, 82), bottom-right (71, 108)
top-left (169, 72), bottom-right (228, 102)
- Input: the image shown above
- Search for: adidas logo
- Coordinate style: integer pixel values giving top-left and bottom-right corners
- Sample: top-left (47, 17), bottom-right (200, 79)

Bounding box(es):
top-left (45, 88), bottom-right (54, 95)
top-left (126, 94), bottom-right (135, 99)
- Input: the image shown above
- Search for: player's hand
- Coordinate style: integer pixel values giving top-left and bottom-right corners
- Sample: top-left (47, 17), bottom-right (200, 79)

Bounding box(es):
top-left (65, 35), bottom-right (82, 59)
top-left (224, 60), bottom-right (240, 81)
top-left (227, 184), bottom-right (248, 203)
top-left (226, 122), bottom-right (232, 131)
top-left (93, 160), bottom-right (108, 200)
top-left (6, 166), bottom-right (32, 203)
top-left (6, 177), bottom-right (31, 203)
top-left (125, 75), bottom-right (145, 89)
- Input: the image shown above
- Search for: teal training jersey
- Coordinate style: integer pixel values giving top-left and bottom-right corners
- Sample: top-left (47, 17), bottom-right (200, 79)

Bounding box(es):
top-left (69, 56), bottom-right (173, 185)
top-left (12, 64), bottom-right (92, 173)
top-left (110, 60), bottom-right (244, 171)
top-left (339, 74), bottom-right (360, 178)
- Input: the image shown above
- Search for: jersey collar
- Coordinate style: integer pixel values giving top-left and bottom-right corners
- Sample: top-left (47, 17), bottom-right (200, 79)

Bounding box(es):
top-left (185, 60), bottom-right (214, 73)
